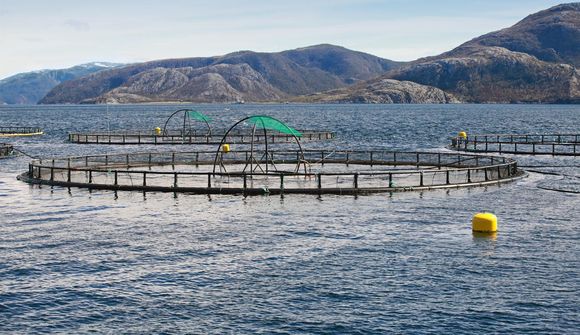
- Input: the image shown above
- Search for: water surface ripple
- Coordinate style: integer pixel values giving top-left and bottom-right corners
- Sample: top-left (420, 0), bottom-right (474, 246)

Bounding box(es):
top-left (0, 104), bottom-right (578, 334)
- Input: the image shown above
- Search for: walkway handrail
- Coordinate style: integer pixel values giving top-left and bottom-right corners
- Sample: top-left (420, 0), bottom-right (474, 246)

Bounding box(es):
top-left (450, 133), bottom-right (580, 155)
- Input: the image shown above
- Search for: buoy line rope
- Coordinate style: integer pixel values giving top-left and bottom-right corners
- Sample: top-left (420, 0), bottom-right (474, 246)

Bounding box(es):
top-left (11, 147), bottom-right (39, 159)
top-left (526, 167), bottom-right (580, 194)
top-left (537, 186), bottom-right (580, 194)
top-left (520, 165), bottom-right (580, 168)
top-left (537, 179), bottom-right (580, 194)
top-left (525, 169), bottom-right (579, 179)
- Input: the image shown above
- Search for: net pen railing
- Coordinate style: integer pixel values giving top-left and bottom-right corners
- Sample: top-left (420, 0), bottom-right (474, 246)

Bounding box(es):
top-left (23, 150), bottom-right (522, 194)
top-left (70, 128), bottom-right (333, 136)
top-left (35, 150), bottom-right (506, 169)
top-left (68, 129), bottom-right (335, 144)
top-left (462, 134), bottom-right (579, 144)
top-left (451, 134), bottom-right (580, 155)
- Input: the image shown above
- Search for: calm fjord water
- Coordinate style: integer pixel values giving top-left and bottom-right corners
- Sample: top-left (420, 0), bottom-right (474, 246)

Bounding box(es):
top-left (0, 104), bottom-right (579, 334)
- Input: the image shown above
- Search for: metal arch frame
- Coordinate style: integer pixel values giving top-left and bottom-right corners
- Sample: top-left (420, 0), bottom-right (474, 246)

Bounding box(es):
top-left (212, 115), bottom-right (306, 174)
top-left (162, 109), bottom-right (212, 137)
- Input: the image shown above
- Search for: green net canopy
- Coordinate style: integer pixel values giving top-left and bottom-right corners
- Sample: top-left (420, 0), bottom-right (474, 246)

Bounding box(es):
top-left (247, 116), bottom-right (302, 137)
top-left (187, 110), bottom-right (212, 122)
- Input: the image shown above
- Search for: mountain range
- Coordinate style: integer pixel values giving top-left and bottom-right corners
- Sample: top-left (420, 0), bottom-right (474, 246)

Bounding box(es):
top-left (382, 3), bottom-right (580, 103)
top-left (0, 62), bottom-right (121, 104)
top-left (39, 45), bottom-right (402, 104)
top-left (2, 3), bottom-right (579, 105)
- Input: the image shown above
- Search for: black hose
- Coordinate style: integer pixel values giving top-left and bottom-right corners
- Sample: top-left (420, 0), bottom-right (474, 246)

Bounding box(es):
top-left (11, 147), bottom-right (39, 159)
top-left (525, 169), bottom-right (579, 179)
top-left (520, 165), bottom-right (580, 168)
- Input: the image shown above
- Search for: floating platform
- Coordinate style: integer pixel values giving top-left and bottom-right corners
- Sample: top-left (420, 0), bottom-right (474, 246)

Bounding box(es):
top-left (18, 150), bottom-right (525, 195)
top-left (0, 126), bottom-right (44, 137)
top-left (450, 134), bottom-right (580, 156)
top-left (68, 129), bottom-right (335, 145)
top-left (0, 143), bottom-right (14, 158)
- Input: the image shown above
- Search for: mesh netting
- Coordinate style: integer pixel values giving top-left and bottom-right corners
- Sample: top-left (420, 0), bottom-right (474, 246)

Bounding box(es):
top-left (23, 150), bottom-right (522, 195)
top-left (247, 116), bottom-right (302, 137)
top-left (188, 110), bottom-right (212, 122)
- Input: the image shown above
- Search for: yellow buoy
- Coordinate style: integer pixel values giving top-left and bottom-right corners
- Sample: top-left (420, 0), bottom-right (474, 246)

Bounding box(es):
top-left (222, 144), bottom-right (230, 153)
top-left (472, 213), bottom-right (498, 233)
top-left (154, 127), bottom-right (161, 135)
top-left (458, 131), bottom-right (467, 139)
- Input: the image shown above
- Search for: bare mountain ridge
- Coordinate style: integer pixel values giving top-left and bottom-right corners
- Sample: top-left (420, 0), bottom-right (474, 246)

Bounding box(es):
top-left (0, 62), bottom-right (121, 104)
top-left (446, 2), bottom-right (580, 66)
top-left (94, 64), bottom-right (283, 103)
top-left (37, 3), bottom-right (580, 104)
top-left (387, 46), bottom-right (580, 103)
top-left (378, 3), bottom-right (580, 103)
top-left (40, 45), bottom-right (402, 104)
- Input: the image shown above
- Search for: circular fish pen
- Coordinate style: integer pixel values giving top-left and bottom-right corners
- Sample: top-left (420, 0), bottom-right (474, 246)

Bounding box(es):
top-left (0, 143), bottom-right (14, 158)
top-left (18, 150), bottom-right (524, 195)
top-left (0, 126), bottom-right (43, 137)
top-left (68, 109), bottom-right (334, 144)
top-left (68, 129), bottom-right (336, 145)
top-left (450, 133), bottom-right (580, 156)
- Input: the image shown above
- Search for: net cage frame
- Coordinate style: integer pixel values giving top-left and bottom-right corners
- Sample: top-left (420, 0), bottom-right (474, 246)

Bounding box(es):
top-left (0, 126), bottom-right (44, 137)
top-left (67, 109), bottom-right (334, 145)
top-left (67, 129), bottom-right (336, 145)
top-left (0, 143), bottom-right (14, 157)
top-left (212, 115), bottom-right (306, 175)
top-left (162, 108), bottom-right (213, 137)
top-left (18, 149), bottom-right (525, 195)
top-left (450, 133), bottom-right (580, 156)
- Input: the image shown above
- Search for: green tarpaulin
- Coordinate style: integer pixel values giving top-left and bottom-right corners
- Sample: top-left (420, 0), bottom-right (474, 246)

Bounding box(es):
top-left (187, 110), bottom-right (212, 122)
top-left (247, 116), bottom-right (302, 137)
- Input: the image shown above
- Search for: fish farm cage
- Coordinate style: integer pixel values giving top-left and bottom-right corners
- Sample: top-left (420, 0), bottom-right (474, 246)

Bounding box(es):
top-left (0, 143), bottom-right (14, 158)
top-left (450, 133), bottom-right (580, 156)
top-left (0, 126), bottom-right (43, 137)
top-left (18, 150), bottom-right (524, 195)
top-left (68, 129), bottom-right (336, 145)
top-left (69, 109), bottom-right (334, 145)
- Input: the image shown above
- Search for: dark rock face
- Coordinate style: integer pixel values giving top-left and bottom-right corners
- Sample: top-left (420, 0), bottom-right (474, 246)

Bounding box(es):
top-left (466, 3), bottom-right (580, 67)
top-left (0, 63), bottom-right (121, 104)
top-left (40, 45), bottom-right (402, 104)
top-left (295, 79), bottom-right (457, 104)
top-left (389, 46), bottom-right (579, 103)
top-left (384, 3), bottom-right (580, 103)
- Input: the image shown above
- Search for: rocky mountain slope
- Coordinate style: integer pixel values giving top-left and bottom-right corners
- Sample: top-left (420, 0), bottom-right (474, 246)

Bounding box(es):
top-left (40, 45), bottom-right (402, 104)
top-left (0, 63), bottom-right (121, 104)
top-left (383, 3), bottom-right (580, 103)
top-left (387, 46), bottom-right (579, 103)
top-left (436, 2), bottom-right (580, 67)
top-left (295, 79), bottom-right (457, 103)
top-left (31, 3), bottom-right (580, 104)
top-left (94, 64), bottom-right (284, 103)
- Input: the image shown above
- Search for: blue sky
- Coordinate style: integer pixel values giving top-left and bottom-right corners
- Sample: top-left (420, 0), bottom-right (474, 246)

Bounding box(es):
top-left (0, 0), bottom-right (567, 79)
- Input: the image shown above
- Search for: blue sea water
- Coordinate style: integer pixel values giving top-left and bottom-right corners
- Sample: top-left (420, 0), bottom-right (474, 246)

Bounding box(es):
top-left (0, 104), bottom-right (578, 334)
